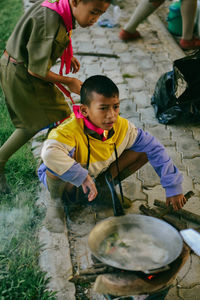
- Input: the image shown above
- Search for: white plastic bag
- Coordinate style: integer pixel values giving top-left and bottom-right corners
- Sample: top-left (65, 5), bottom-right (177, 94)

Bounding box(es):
top-left (180, 229), bottom-right (200, 256)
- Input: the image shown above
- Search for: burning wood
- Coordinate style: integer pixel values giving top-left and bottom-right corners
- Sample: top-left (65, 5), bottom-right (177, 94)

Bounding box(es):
top-left (68, 264), bottom-right (119, 284)
top-left (92, 244), bottom-right (190, 296)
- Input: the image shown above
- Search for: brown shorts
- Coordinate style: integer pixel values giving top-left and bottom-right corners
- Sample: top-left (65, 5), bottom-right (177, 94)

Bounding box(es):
top-left (0, 54), bottom-right (71, 131)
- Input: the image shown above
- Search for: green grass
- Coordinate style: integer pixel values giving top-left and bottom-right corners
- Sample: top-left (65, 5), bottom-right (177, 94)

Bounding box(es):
top-left (0, 1), bottom-right (56, 299)
top-left (0, 0), bottom-right (23, 52)
top-left (0, 194), bottom-right (56, 300)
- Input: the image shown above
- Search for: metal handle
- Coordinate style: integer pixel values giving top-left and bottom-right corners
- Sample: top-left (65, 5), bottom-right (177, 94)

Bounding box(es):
top-left (104, 171), bottom-right (124, 217)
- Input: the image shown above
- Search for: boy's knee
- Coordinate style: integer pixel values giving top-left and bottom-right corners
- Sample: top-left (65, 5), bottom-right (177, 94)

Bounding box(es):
top-left (46, 172), bottom-right (66, 199)
top-left (139, 152), bottom-right (148, 164)
top-left (46, 169), bottom-right (60, 181)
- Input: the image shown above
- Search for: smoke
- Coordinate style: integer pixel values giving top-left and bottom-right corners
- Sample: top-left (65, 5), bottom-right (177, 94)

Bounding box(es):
top-left (0, 192), bottom-right (35, 252)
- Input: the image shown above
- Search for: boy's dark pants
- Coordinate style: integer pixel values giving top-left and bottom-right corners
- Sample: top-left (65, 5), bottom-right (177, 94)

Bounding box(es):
top-left (45, 150), bottom-right (148, 233)
top-left (47, 150), bottom-right (148, 202)
top-left (94, 150), bottom-right (148, 206)
top-left (99, 150), bottom-right (148, 185)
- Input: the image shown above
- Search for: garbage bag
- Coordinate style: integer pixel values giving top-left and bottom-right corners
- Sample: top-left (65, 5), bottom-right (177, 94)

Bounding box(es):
top-left (151, 71), bottom-right (179, 124)
top-left (151, 50), bottom-right (200, 124)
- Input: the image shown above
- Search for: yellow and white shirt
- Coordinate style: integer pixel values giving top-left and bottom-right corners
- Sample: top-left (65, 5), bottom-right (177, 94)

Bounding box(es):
top-left (41, 113), bottom-right (137, 183)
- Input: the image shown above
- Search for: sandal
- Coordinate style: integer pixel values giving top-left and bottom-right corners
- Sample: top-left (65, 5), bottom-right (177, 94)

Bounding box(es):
top-left (119, 29), bottom-right (141, 41)
top-left (179, 37), bottom-right (200, 50)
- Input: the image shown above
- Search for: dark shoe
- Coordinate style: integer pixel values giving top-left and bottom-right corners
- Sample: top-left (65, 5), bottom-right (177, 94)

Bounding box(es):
top-left (118, 194), bottom-right (132, 209)
top-left (119, 29), bottom-right (141, 41)
top-left (179, 37), bottom-right (200, 50)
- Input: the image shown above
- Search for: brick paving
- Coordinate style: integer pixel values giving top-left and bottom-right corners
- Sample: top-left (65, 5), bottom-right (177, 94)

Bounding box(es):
top-left (28, 0), bottom-right (200, 299)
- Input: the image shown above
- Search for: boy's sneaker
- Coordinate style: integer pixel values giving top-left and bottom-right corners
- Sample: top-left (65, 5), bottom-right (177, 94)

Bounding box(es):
top-left (179, 37), bottom-right (200, 50)
top-left (119, 29), bottom-right (141, 41)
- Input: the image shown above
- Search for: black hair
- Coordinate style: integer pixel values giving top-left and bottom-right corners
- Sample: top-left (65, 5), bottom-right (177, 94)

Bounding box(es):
top-left (80, 75), bottom-right (119, 106)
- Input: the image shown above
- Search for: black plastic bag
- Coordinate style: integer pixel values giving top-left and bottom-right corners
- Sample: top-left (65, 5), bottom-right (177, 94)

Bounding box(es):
top-left (151, 50), bottom-right (200, 124)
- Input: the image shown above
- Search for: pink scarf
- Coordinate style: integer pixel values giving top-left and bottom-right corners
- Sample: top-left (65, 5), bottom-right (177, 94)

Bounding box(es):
top-left (73, 105), bottom-right (108, 141)
top-left (42, 0), bottom-right (73, 75)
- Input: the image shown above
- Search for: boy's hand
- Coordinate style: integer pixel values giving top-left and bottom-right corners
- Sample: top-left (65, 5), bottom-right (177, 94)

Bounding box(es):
top-left (66, 78), bottom-right (82, 95)
top-left (166, 194), bottom-right (187, 211)
top-left (82, 175), bottom-right (98, 202)
top-left (70, 57), bottom-right (80, 73)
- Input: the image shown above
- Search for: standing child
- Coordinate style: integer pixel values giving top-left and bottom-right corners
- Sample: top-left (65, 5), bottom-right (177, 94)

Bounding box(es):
top-left (119, 0), bottom-right (200, 50)
top-left (38, 75), bottom-right (187, 233)
top-left (0, 0), bottom-right (111, 193)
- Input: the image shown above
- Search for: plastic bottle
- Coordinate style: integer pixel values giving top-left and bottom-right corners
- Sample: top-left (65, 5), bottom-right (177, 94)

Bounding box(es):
top-left (167, 0), bottom-right (182, 36)
top-left (98, 4), bottom-right (121, 28)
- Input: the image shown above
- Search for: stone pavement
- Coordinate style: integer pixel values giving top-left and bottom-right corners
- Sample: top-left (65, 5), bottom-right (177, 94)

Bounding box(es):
top-left (27, 0), bottom-right (200, 299)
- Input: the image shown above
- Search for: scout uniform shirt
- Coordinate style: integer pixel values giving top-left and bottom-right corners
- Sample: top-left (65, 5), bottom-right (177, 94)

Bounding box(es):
top-left (0, 0), bottom-right (71, 130)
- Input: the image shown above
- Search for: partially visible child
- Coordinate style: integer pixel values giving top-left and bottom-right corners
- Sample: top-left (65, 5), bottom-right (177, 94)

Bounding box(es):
top-left (0, 0), bottom-right (111, 193)
top-left (119, 0), bottom-right (200, 50)
top-left (38, 75), bottom-right (187, 233)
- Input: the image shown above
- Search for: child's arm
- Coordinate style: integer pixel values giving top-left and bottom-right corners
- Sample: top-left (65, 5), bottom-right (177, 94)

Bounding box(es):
top-left (46, 161), bottom-right (97, 201)
top-left (166, 194), bottom-right (187, 211)
top-left (28, 69), bottom-right (82, 95)
top-left (70, 57), bottom-right (80, 74)
top-left (129, 128), bottom-right (185, 210)
top-left (41, 139), bottom-right (97, 201)
top-left (82, 174), bottom-right (98, 201)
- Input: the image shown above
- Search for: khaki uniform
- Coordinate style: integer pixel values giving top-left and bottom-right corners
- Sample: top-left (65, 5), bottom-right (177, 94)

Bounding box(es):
top-left (0, 0), bottom-right (71, 131)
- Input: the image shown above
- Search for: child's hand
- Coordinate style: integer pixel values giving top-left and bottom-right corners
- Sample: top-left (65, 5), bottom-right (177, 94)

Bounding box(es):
top-left (166, 194), bottom-right (187, 211)
top-left (82, 175), bottom-right (98, 202)
top-left (66, 78), bottom-right (82, 95)
top-left (70, 57), bottom-right (80, 73)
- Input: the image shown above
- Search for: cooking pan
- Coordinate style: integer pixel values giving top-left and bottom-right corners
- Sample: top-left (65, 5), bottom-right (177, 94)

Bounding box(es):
top-left (88, 172), bottom-right (183, 273)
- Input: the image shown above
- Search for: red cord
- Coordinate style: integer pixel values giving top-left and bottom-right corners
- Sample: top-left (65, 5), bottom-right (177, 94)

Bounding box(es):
top-left (55, 82), bottom-right (75, 104)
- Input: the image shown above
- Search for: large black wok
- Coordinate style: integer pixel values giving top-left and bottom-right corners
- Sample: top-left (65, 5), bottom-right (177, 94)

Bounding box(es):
top-left (88, 172), bottom-right (183, 273)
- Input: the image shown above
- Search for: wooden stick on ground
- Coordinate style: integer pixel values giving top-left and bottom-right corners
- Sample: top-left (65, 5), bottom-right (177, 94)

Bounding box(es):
top-left (139, 204), bottom-right (187, 230)
top-left (74, 52), bottom-right (120, 58)
top-left (155, 191), bottom-right (194, 218)
top-left (69, 274), bottom-right (97, 284)
top-left (154, 200), bottom-right (200, 225)
top-left (68, 265), bottom-right (116, 284)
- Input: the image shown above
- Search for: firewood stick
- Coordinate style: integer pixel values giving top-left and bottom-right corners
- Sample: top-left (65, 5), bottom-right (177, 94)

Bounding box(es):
top-left (69, 274), bottom-right (97, 284)
top-left (139, 204), bottom-right (187, 230)
top-left (154, 200), bottom-right (200, 225)
top-left (162, 215), bottom-right (187, 231)
top-left (74, 51), bottom-right (120, 58)
top-left (77, 266), bottom-right (112, 276)
top-left (155, 191), bottom-right (194, 218)
top-left (68, 266), bottom-right (116, 284)
top-left (139, 204), bottom-right (159, 217)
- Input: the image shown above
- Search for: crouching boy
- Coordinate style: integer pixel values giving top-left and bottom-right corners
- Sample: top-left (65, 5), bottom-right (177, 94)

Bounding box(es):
top-left (38, 75), bottom-right (187, 233)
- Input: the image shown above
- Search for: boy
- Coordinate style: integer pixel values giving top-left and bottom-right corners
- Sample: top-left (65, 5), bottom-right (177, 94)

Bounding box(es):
top-left (0, 0), bottom-right (111, 193)
top-left (39, 75), bottom-right (187, 233)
